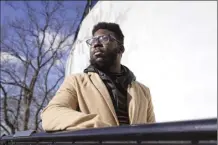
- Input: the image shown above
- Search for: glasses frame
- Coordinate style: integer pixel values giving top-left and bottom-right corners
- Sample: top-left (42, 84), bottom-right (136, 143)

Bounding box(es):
top-left (86, 34), bottom-right (122, 47)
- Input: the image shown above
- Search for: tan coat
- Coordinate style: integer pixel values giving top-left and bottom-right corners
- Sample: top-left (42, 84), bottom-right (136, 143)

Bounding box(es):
top-left (41, 72), bottom-right (155, 131)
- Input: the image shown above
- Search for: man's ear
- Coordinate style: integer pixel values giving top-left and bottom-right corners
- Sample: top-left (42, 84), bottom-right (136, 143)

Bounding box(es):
top-left (120, 45), bottom-right (125, 53)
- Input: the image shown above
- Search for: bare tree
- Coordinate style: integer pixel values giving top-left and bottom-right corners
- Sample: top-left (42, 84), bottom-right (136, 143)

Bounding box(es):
top-left (0, 1), bottom-right (81, 135)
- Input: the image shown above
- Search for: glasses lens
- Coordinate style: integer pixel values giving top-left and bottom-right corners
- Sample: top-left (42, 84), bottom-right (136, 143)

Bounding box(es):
top-left (86, 38), bottom-right (95, 46)
top-left (99, 35), bottom-right (109, 44)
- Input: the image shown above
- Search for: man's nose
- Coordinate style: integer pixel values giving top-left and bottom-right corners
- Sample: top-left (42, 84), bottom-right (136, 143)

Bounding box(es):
top-left (93, 41), bottom-right (103, 48)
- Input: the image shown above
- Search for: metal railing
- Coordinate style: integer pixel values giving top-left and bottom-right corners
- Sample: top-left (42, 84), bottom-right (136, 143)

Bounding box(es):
top-left (0, 118), bottom-right (217, 145)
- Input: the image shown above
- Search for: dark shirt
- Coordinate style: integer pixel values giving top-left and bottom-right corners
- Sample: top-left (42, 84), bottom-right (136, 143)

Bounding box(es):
top-left (107, 71), bottom-right (130, 125)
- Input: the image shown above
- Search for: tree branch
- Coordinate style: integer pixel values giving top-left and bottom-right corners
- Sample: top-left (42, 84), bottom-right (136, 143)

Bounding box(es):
top-left (0, 84), bottom-right (15, 134)
top-left (0, 123), bottom-right (10, 135)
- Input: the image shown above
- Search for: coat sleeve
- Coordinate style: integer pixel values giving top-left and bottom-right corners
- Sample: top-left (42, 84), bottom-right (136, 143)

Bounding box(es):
top-left (41, 75), bottom-right (111, 132)
top-left (146, 88), bottom-right (156, 123)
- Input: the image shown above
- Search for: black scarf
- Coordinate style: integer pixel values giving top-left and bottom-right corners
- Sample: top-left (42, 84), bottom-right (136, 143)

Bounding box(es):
top-left (84, 65), bottom-right (136, 125)
top-left (84, 65), bottom-right (136, 88)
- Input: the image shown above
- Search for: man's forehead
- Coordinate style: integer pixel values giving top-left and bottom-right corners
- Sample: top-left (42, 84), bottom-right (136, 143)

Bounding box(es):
top-left (93, 29), bottom-right (115, 37)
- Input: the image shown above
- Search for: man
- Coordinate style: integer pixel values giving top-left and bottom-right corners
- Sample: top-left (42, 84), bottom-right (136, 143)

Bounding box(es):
top-left (41, 22), bottom-right (155, 131)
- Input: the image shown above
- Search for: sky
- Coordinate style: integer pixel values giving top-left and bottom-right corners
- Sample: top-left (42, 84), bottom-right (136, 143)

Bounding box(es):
top-left (0, 1), bottom-right (89, 101)
top-left (0, 2), bottom-right (90, 134)
top-left (0, 1), bottom-right (87, 63)
top-left (1, 1), bottom-right (87, 25)
top-left (0, 1), bottom-right (95, 94)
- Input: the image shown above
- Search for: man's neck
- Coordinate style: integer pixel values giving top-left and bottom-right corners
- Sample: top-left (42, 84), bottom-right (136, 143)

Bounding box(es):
top-left (109, 64), bottom-right (121, 73)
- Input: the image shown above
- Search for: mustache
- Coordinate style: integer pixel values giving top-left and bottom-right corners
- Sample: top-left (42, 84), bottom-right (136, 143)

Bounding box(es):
top-left (94, 48), bottom-right (104, 53)
top-left (93, 47), bottom-right (104, 54)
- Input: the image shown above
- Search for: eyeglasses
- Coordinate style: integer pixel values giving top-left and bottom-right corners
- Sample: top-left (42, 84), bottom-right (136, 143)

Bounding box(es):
top-left (86, 34), bottom-right (122, 47)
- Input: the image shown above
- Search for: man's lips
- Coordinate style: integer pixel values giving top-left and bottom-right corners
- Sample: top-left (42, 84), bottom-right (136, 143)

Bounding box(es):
top-left (94, 51), bottom-right (104, 56)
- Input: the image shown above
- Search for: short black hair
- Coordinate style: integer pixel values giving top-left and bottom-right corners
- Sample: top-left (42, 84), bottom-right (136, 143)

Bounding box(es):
top-left (92, 22), bottom-right (124, 44)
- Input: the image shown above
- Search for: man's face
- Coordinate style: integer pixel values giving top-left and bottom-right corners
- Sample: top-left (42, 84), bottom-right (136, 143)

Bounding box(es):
top-left (89, 29), bottom-right (120, 70)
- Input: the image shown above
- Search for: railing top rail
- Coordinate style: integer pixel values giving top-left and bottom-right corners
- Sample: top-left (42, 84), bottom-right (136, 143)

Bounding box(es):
top-left (1, 118), bottom-right (217, 142)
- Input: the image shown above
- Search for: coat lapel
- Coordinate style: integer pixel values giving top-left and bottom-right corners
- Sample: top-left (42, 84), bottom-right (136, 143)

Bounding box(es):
top-left (127, 82), bottom-right (139, 124)
top-left (88, 72), bottom-right (119, 125)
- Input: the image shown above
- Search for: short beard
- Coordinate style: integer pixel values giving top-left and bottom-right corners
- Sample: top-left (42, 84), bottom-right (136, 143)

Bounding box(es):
top-left (90, 51), bottom-right (117, 72)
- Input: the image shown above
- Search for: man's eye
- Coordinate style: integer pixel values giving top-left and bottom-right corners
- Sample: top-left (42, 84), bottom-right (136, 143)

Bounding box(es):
top-left (90, 38), bottom-right (97, 44)
top-left (100, 36), bottom-right (109, 42)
